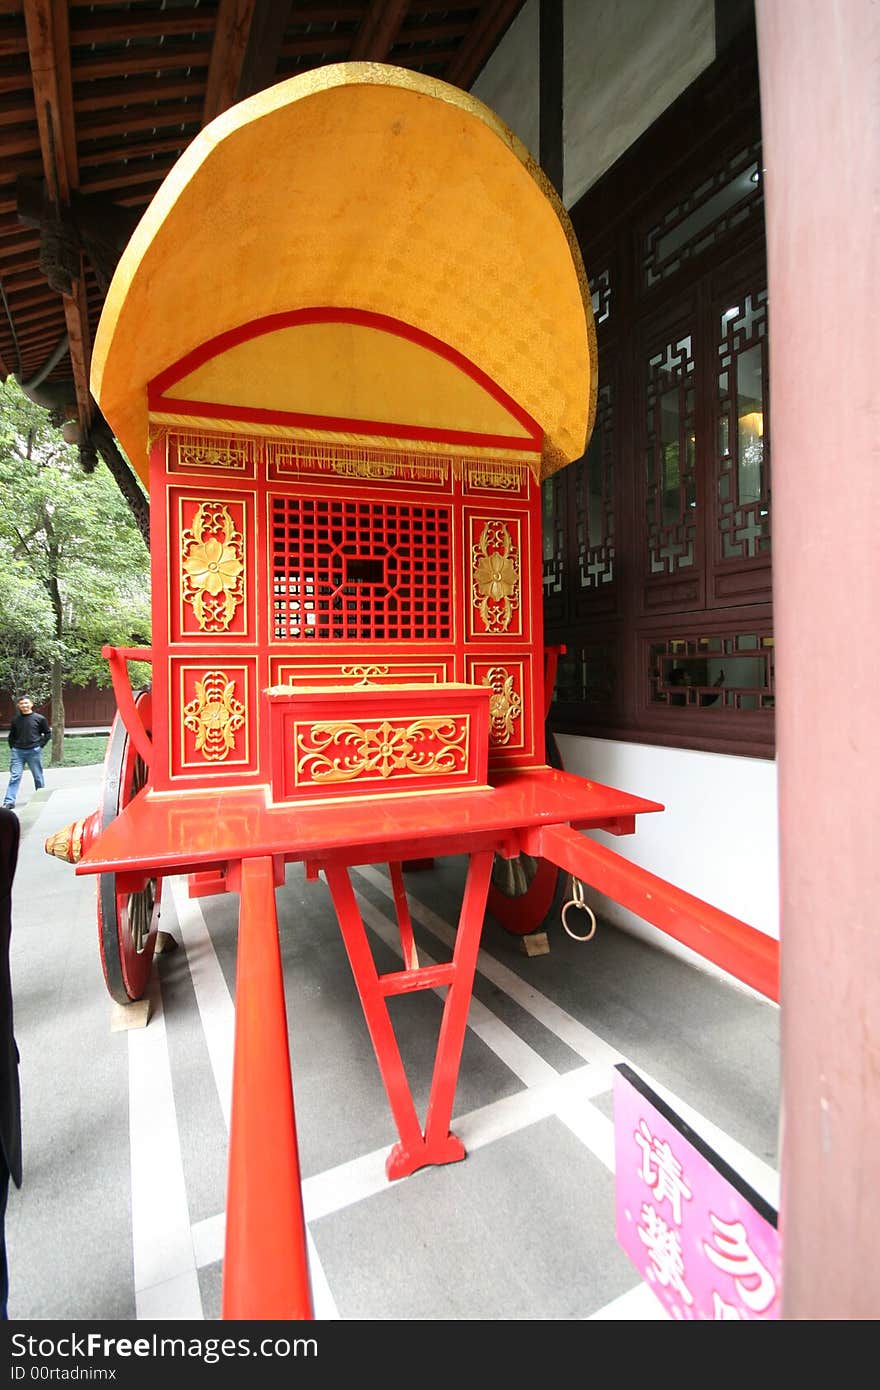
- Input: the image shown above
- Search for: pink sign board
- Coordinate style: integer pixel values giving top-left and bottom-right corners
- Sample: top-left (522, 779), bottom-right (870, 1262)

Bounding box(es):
top-left (614, 1064), bottom-right (780, 1320)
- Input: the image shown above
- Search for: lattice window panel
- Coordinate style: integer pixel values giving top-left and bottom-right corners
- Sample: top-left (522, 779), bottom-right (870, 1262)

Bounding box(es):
top-left (643, 143), bottom-right (763, 288)
top-left (576, 382), bottom-right (615, 589)
top-left (717, 290), bottom-right (770, 560)
top-left (649, 633), bottom-right (775, 710)
top-left (541, 473), bottom-right (566, 598)
top-left (646, 334), bottom-right (697, 574)
top-left (271, 496), bottom-right (452, 641)
top-left (590, 267), bottom-right (612, 326)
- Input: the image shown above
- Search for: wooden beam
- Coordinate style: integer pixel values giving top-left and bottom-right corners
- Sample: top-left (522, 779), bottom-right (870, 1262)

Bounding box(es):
top-left (203, 0), bottom-right (257, 125)
top-left (77, 103), bottom-right (201, 138)
top-left (69, 8), bottom-right (216, 46)
top-left (23, 0), bottom-right (77, 199)
top-left (349, 0), bottom-right (410, 62)
top-left (234, 0), bottom-right (291, 101)
top-left (75, 78), bottom-right (206, 115)
top-left (0, 126), bottom-right (41, 159)
top-left (0, 68), bottom-right (39, 97)
top-left (79, 162), bottom-right (176, 197)
top-left (538, 0), bottom-right (563, 195)
top-left (23, 0), bottom-right (92, 427)
top-left (278, 31), bottom-right (351, 59)
top-left (72, 46), bottom-right (212, 83)
top-left (78, 134), bottom-right (193, 169)
top-left (444, 0), bottom-right (524, 90)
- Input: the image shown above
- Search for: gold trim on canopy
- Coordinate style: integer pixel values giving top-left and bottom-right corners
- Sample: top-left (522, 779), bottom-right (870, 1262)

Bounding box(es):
top-left (93, 63), bottom-right (597, 489)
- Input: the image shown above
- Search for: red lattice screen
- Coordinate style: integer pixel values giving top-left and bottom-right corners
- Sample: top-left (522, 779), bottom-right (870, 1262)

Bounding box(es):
top-left (272, 496), bottom-right (452, 640)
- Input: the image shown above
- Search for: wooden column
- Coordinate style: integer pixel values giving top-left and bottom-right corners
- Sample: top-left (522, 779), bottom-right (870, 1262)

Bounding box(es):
top-left (755, 0), bottom-right (880, 1319)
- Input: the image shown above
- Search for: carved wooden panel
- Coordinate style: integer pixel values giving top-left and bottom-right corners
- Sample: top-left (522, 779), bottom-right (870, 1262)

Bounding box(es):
top-left (466, 512), bottom-right (526, 640)
top-left (170, 659), bottom-right (258, 778)
top-left (170, 490), bottom-right (253, 642)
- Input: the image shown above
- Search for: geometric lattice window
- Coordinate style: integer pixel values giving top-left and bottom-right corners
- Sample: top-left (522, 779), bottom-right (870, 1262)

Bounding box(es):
top-left (717, 290), bottom-right (770, 559)
top-left (271, 496), bottom-right (452, 640)
top-left (576, 383), bottom-right (614, 588)
top-left (542, 472), bottom-right (566, 598)
top-left (643, 144), bottom-right (762, 288)
top-left (590, 267), bottom-right (611, 325)
top-left (645, 334), bottom-right (697, 573)
top-left (649, 633), bottom-right (774, 710)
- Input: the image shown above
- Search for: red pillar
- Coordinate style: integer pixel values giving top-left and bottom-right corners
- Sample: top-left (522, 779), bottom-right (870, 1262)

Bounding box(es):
top-left (222, 855), bottom-right (313, 1319)
top-left (756, 0), bottom-right (880, 1319)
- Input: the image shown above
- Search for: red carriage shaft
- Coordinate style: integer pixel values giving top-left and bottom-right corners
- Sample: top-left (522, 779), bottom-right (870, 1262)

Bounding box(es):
top-left (525, 823), bottom-right (780, 1004)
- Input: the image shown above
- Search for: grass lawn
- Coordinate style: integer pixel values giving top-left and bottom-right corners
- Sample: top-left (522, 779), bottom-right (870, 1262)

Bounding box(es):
top-left (53, 734), bottom-right (109, 768)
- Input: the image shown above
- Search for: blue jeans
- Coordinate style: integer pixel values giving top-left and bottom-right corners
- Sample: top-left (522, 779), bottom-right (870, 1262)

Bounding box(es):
top-left (3, 746), bottom-right (45, 807)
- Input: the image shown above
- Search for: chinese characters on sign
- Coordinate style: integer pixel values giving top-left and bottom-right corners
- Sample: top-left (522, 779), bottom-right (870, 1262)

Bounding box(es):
top-left (613, 1064), bottom-right (779, 1319)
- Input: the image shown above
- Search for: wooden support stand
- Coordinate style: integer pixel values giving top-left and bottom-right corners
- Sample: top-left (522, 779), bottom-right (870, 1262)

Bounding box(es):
top-left (110, 998), bottom-right (151, 1031)
top-left (520, 930), bottom-right (550, 957)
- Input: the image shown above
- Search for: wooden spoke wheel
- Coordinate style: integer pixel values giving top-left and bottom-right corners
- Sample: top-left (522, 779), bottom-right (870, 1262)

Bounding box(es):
top-left (97, 690), bottom-right (161, 1004)
top-left (487, 729), bottom-right (567, 936)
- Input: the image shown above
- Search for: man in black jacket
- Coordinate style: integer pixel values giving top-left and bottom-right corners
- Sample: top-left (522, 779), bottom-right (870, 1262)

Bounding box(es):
top-left (3, 697), bottom-right (51, 812)
top-left (0, 807), bottom-right (21, 1318)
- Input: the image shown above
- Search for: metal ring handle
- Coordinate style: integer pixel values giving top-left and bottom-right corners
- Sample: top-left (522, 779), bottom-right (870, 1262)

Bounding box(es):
top-left (561, 877), bottom-right (597, 942)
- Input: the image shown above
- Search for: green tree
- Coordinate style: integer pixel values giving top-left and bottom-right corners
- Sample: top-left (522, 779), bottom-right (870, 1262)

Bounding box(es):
top-left (0, 378), bottom-right (151, 764)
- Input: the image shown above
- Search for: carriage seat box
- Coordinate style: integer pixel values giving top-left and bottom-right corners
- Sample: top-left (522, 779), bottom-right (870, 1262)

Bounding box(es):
top-left (265, 683), bottom-right (492, 803)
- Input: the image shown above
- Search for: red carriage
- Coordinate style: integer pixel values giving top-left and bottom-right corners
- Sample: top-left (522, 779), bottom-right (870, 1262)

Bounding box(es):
top-left (44, 65), bottom-right (778, 1319)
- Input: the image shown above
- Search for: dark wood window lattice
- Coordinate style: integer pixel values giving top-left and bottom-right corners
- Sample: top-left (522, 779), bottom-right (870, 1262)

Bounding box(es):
top-left (271, 495), bottom-right (452, 641)
top-left (550, 26), bottom-right (773, 758)
top-left (590, 267), bottom-right (612, 326)
top-left (576, 382), bottom-right (615, 590)
top-left (649, 632), bottom-right (774, 712)
top-left (645, 336), bottom-right (697, 574)
top-left (642, 142), bottom-right (763, 289)
top-left (542, 469), bottom-right (566, 615)
top-left (717, 289), bottom-right (770, 561)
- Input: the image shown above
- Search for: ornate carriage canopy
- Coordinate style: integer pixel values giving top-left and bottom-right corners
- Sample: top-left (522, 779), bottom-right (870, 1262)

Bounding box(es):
top-left (91, 62), bottom-right (596, 486)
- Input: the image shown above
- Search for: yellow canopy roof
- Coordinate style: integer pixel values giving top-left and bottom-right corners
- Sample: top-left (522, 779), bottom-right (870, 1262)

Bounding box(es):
top-left (92, 63), bottom-right (597, 488)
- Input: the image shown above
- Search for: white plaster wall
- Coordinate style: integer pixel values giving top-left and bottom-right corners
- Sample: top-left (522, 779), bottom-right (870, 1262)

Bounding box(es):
top-left (471, 0), bottom-right (540, 159)
top-left (556, 733), bottom-right (779, 990)
top-left (563, 0), bottom-right (716, 207)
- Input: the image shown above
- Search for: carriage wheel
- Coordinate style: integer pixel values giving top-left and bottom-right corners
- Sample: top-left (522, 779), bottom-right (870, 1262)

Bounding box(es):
top-left (97, 690), bottom-right (161, 1004)
top-left (487, 728), bottom-right (567, 935)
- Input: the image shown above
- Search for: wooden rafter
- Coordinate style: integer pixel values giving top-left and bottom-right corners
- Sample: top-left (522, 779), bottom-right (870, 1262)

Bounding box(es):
top-left (445, 0), bottom-right (524, 90)
top-left (202, 0), bottom-right (257, 127)
top-left (234, 0), bottom-right (292, 102)
top-left (349, 0), bottom-right (410, 62)
top-left (23, 0), bottom-right (92, 428)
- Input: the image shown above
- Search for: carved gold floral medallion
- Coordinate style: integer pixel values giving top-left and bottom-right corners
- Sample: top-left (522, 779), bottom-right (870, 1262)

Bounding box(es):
top-left (482, 666), bottom-right (523, 744)
top-left (183, 671), bottom-right (246, 760)
top-left (181, 501), bottom-right (245, 631)
top-left (472, 520), bottom-right (520, 633)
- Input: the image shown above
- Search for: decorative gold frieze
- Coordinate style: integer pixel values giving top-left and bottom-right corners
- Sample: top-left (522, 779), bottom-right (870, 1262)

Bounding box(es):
top-left (340, 665), bottom-right (391, 686)
top-left (296, 716), bottom-right (469, 784)
top-left (180, 501), bottom-right (245, 631)
top-left (482, 666), bottom-right (523, 745)
top-left (465, 460), bottom-right (525, 491)
top-left (183, 671), bottom-right (246, 760)
top-left (171, 432), bottom-right (255, 472)
top-left (268, 438), bottom-right (449, 486)
top-left (472, 520), bottom-right (520, 633)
